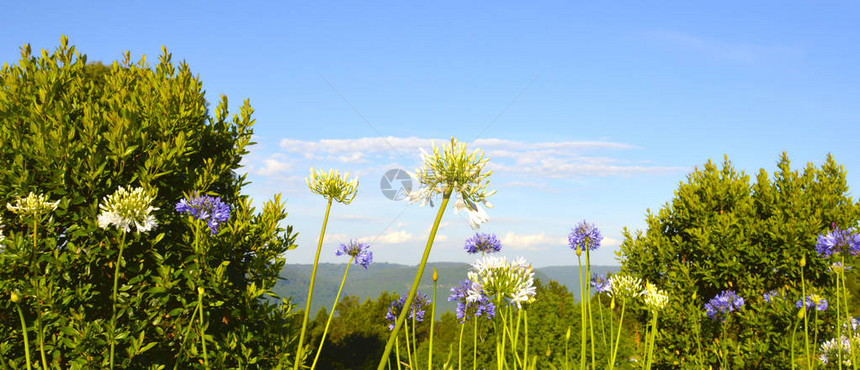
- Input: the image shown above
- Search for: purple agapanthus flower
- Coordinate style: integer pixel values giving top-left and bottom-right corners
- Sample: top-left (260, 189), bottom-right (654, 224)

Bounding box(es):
top-left (175, 193), bottom-right (231, 234)
top-left (568, 220), bottom-right (603, 252)
top-left (705, 290), bottom-right (745, 321)
top-left (464, 232), bottom-right (502, 255)
top-left (336, 239), bottom-right (373, 269)
top-left (797, 295), bottom-right (828, 311)
top-left (591, 274), bottom-right (611, 294)
top-left (448, 279), bottom-right (495, 323)
top-left (763, 290), bottom-right (782, 303)
top-left (385, 292), bottom-right (431, 330)
top-left (816, 226), bottom-right (860, 258)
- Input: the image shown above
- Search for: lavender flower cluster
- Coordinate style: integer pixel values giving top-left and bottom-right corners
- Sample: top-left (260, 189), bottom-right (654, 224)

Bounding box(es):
top-left (448, 280), bottom-right (495, 323)
top-left (797, 294), bottom-right (828, 311)
top-left (705, 290), bottom-right (745, 321)
top-left (568, 220), bottom-right (603, 252)
top-left (336, 240), bottom-right (373, 269)
top-left (385, 292), bottom-right (431, 330)
top-left (815, 226), bottom-right (860, 258)
top-left (591, 274), bottom-right (611, 294)
top-left (463, 232), bottom-right (502, 254)
top-left (175, 193), bottom-right (231, 234)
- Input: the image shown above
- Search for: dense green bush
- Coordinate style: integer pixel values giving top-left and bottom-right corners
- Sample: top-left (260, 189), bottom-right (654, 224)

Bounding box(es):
top-left (620, 154), bottom-right (860, 368)
top-left (0, 37), bottom-right (298, 368)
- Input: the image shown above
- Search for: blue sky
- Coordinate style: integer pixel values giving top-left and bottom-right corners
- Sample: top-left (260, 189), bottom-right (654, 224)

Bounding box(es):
top-left (3, 2), bottom-right (859, 267)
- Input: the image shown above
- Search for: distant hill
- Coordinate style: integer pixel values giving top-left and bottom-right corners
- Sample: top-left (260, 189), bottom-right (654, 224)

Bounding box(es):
top-left (273, 262), bottom-right (620, 319)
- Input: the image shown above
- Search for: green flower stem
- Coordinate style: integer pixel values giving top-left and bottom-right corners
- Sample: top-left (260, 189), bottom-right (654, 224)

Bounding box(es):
top-left (429, 274), bottom-right (438, 369)
top-left (29, 219), bottom-right (48, 370)
top-left (609, 300), bottom-right (627, 370)
top-left (576, 249), bottom-right (586, 370)
top-left (198, 288), bottom-right (209, 368)
top-left (411, 314), bottom-right (417, 368)
top-left (16, 302), bottom-right (32, 370)
top-left (564, 326), bottom-right (569, 370)
top-left (109, 230), bottom-right (127, 370)
top-left (513, 308), bottom-right (522, 367)
top-left (523, 309), bottom-right (529, 370)
top-left (174, 300), bottom-right (199, 370)
top-left (791, 316), bottom-right (799, 370)
top-left (597, 295), bottom-right (607, 349)
top-left (840, 255), bottom-right (856, 368)
top-left (720, 325), bottom-right (728, 370)
top-left (377, 193), bottom-right (451, 370)
top-left (644, 311), bottom-right (658, 370)
top-left (586, 249), bottom-right (595, 368)
top-left (835, 271), bottom-right (842, 369)
top-left (311, 257), bottom-right (353, 370)
top-left (473, 318), bottom-right (477, 370)
top-left (295, 197), bottom-right (333, 370)
top-left (404, 316), bottom-right (414, 369)
top-left (801, 263), bottom-right (811, 368)
top-left (457, 323), bottom-right (464, 370)
top-left (608, 299), bottom-right (615, 369)
top-left (395, 336), bottom-right (402, 370)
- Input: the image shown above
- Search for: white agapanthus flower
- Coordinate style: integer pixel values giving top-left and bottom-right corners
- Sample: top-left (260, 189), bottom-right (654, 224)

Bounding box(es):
top-left (609, 274), bottom-right (643, 301)
top-left (467, 255), bottom-right (536, 308)
top-left (6, 192), bottom-right (60, 219)
top-left (407, 138), bottom-right (495, 230)
top-left (306, 167), bottom-right (359, 204)
top-left (97, 186), bottom-right (159, 233)
top-left (643, 281), bottom-right (669, 310)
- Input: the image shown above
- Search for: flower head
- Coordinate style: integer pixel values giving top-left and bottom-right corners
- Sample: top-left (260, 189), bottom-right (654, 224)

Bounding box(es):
top-left (464, 232), bottom-right (502, 254)
top-left (608, 274), bottom-right (643, 301)
top-left (306, 168), bottom-right (359, 204)
top-left (336, 239), bottom-right (373, 269)
top-left (831, 262), bottom-right (853, 273)
top-left (448, 279), bottom-right (496, 323)
top-left (797, 294), bottom-right (828, 311)
top-left (763, 290), bottom-right (783, 303)
top-left (591, 274), bottom-right (611, 294)
top-left (98, 186), bottom-right (158, 233)
top-left (466, 256), bottom-right (536, 309)
top-left (819, 336), bottom-right (854, 366)
top-left (175, 192), bottom-right (231, 234)
top-left (6, 192), bottom-right (59, 219)
top-left (568, 220), bottom-right (603, 252)
top-left (705, 290), bottom-right (745, 321)
top-left (643, 282), bottom-right (669, 311)
top-left (385, 292), bottom-right (431, 330)
top-left (816, 227), bottom-right (860, 258)
top-left (407, 138), bottom-right (495, 229)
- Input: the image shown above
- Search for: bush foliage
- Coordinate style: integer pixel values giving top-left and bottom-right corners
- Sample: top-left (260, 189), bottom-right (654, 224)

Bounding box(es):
top-left (0, 37), bottom-right (298, 368)
top-left (620, 154), bottom-right (860, 367)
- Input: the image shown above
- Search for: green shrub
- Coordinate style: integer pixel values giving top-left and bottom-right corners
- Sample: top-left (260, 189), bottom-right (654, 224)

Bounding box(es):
top-left (620, 154), bottom-right (860, 368)
top-left (0, 37), bottom-right (298, 368)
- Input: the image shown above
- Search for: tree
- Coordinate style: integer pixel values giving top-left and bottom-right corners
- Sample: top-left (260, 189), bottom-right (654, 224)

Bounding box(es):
top-left (0, 37), bottom-right (298, 368)
top-left (620, 154), bottom-right (860, 367)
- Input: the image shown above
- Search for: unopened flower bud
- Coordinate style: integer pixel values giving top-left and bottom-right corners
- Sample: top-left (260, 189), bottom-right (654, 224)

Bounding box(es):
top-left (799, 255), bottom-right (806, 268)
top-left (10, 291), bottom-right (20, 303)
top-left (565, 326), bottom-right (571, 341)
top-left (432, 267), bottom-right (438, 283)
top-left (797, 308), bottom-right (805, 319)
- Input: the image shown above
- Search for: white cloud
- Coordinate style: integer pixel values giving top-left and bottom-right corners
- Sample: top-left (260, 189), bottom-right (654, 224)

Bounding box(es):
top-left (645, 30), bottom-right (800, 64)
top-left (374, 230), bottom-right (415, 244)
top-left (500, 231), bottom-right (567, 251)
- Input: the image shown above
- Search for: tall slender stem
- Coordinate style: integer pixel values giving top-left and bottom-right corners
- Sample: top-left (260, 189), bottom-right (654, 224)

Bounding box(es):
top-left (577, 250), bottom-right (586, 370)
top-left (586, 249), bottom-right (595, 368)
top-left (311, 258), bottom-right (353, 370)
top-left (801, 263), bottom-right (811, 367)
top-left (295, 198), bottom-right (334, 370)
top-left (429, 273), bottom-right (438, 369)
top-left (473, 317), bottom-right (478, 370)
top-left (458, 323), bottom-right (464, 370)
top-left (404, 315), bottom-right (413, 368)
top-left (377, 194), bottom-right (451, 370)
top-left (109, 230), bottom-right (127, 370)
top-left (16, 302), bottom-right (32, 370)
top-left (609, 300), bottom-right (626, 370)
top-left (198, 288), bottom-right (209, 368)
top-left (523, 309), bottom-right (529, 370)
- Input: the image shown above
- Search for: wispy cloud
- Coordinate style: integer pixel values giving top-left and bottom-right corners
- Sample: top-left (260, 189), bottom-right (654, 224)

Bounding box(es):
top-left (645, 30), bottom-right (800, 64)
top-left (500, 231), bottom-right (567, 251)
top-left (262, 136), bottom-right (684, 182)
